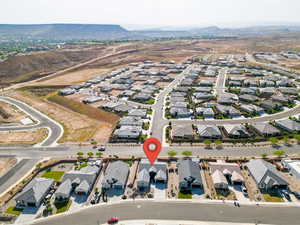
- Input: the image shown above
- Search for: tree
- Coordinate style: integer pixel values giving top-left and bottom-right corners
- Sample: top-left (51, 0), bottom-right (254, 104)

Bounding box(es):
top-left (77, 152), bottom-right (84, 159)
top-left (204, 140), bottom-right (212, 148)
top-left (96, 152), bottom-right (102, 158)
top-left (261, 153), bottom-right (268, 158)
top-left (167, 151), bottom-right (177, 157)
top-left (273, 150), bottom-right (285, 158)
top-left (182, 151), bottom-right (192, 157)
top-left (269, 137), bottom-right (279, 146)
top-left (294, 134), bottom-right (300, 144)
top-left (282, 136), bottom-right (290, 146)
top-left (87, 152), bottom-right (94, 158)
top-left (214, 140), bottom-right (222, 148)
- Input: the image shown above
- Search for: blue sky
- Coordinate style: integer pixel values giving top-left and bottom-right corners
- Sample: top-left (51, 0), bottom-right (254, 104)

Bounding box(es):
top-left (1, 0), bottom-right (300, 29)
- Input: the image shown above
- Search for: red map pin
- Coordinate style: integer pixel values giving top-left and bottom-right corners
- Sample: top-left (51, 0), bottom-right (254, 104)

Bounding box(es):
top-left (143, 137), bottom-right (162, 165)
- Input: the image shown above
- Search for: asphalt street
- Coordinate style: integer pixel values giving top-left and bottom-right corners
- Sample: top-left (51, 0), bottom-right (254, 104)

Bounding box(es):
top-left (0, 158), bottom-right (40, 195)
top-left (30, 201), bottom-right (300, 225)
top-left (0, 96), bottom-right (63, 146)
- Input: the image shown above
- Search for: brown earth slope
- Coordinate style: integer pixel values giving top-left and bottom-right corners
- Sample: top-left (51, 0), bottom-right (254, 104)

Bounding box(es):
top-left (0, 47), bottom-right (106, 83)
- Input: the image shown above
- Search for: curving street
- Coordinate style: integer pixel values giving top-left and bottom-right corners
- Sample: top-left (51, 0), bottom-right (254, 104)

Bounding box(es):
top-left (29, 201), bottom-right (300, 225)
top-left (0, 96), bottom-right (63, 146)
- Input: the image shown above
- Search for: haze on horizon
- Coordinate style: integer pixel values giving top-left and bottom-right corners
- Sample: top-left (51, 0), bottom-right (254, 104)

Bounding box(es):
top-left (0, 0), bottom-right (300, 29)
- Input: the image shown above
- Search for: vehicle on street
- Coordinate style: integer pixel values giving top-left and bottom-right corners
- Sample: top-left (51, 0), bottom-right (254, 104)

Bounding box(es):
top-left (98, 146), bottom-right (106, 151)
top-left (107, 217), bottom-right (119, 224)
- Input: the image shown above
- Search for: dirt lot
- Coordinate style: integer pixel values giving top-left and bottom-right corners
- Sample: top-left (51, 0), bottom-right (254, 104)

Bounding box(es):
top-left (0, 128), bottom-right (48, 145)
top-left (34, 68), bottom-right (111, 86)
top-left (0, 157), bottom-right (17, 176)
top-left (9, 90), bottom-right (118, 143)
top-left (0, 101), bottom-right (27, 125)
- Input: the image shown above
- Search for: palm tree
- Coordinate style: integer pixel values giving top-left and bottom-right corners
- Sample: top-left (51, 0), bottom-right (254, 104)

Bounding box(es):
top-left (87, 152), bottom-right (94, 158)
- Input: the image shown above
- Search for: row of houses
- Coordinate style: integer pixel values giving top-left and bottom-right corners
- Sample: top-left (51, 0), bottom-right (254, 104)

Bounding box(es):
top-left (170, 118), bottom-right (300, 140)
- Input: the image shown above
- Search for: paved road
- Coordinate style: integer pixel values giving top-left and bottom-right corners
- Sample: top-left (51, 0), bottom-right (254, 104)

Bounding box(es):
top-left (0, 158), bottom-right (40, 195)
top-left (0, 142), bottom-right (300, 159)
top-left (151, 65), bottom-right (193, 141)
top-left (29, 201), bottom-right (300, 225)
top-left (0, 96), bottom-right (63, 146)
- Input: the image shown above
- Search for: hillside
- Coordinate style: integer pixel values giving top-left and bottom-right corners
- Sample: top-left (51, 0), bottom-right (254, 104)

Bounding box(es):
top-left (0, 47), bottom-right (106, 83)
top-left (0, 24), bottom-right (131, 40)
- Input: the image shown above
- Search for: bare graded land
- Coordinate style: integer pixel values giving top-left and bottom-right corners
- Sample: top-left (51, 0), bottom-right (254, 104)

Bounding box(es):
top-left (0, 101), bottom-right (27, 125)
top-left (0, 128), bottom-right (48, 145)
top-left (9, 89), bottom-right (119, 143)
top-left (0, 157), bottom-right (17, 176)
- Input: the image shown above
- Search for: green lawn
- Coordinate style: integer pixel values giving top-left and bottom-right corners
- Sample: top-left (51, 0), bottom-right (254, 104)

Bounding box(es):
top-left (178, 190), bottom-right (192, 199)
top-left (42, 171), bottom-right (65, 182)
top-left (262, 193), bottom-right (284, 202)
top-left (5, 206), bottom-right (23, 216)
top-left (77, 162), bottom-right (88, 170)
top-left (55, 200), bottom-right (72, 214)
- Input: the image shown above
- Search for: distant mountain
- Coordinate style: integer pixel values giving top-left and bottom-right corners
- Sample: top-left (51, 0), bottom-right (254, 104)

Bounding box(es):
top-left (1, 24), bottom-right (300, 41)
top-left (0, 24), bottom-right (131, 40)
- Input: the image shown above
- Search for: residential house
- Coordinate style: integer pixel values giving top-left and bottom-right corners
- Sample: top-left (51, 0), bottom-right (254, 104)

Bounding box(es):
top-left (246, 159), bottom-right (288, 190)
top-left (251, 123), bottom-right (280, 137)
top-left (223, 124), bottom-right (250, 138)
top-left (60, 165), bottom-right (101, 195)
top-left (211, 170), bottom-right (229, 192)
top-left (137, 159), bottom-right (168, 191)
top-left (171, 124), bottom-right (194, 140)
top-left (275, 119), bottom-right (300, 132)
top-left (170, 107), bottom-right (191, 118)
top-left (132, 93), bottom-right (152, 102)
top-left (82, 96), bottom-right (102, 104)
top-left (281, 158), bottom-right (300, 180)
top-left (209, 161), bottom-right (244, 185)
top-left (240, 104), bottom-right (264, 114)
top-left (216, 105), bottom-right (241, 117)
top-left (239, 94), bottom-right (259, 103)
top-left (260, 100), bottom-right (282, 111)
top-left (197, 125), bottom-right (222, 139)
top-left (114, 126), bottom-right (142, 139)
top-left (102, 161), bottom-right (129, 192)
top-left (128, 109), bottom-right (147, 118)
top-left (177, 159), bottom-right (203, 190)
top-left (196, 107), bottom-right (215, 118)
top-left (119, 116), bottom-right (143, 127)
top-left (15, 178), bottom-right (54, 207)
top-left (59, 88), bottom-right (75, 96)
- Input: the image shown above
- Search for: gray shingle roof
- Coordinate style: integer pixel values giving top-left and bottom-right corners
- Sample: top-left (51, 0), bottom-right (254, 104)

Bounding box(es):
top-left (102, 161), bottom-right (129, 188)
top-left (246, 159), bottom-right (288, 187)
top-left (177, 159), bottom-right (202, 186)
top-left (15, 178), bottom-right (54, 205)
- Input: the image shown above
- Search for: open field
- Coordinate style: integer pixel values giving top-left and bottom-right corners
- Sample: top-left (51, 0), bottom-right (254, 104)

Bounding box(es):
top-left (0, 157), bottom-right (17, 176)
top-left (9, 89), bottom-right (119, 143)
top-left (35, 68), bottom-right (111, 86)
top-left (0, 128), bottom-right (48, 145)
top-left (0, 101), bottom-right (27, 125)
